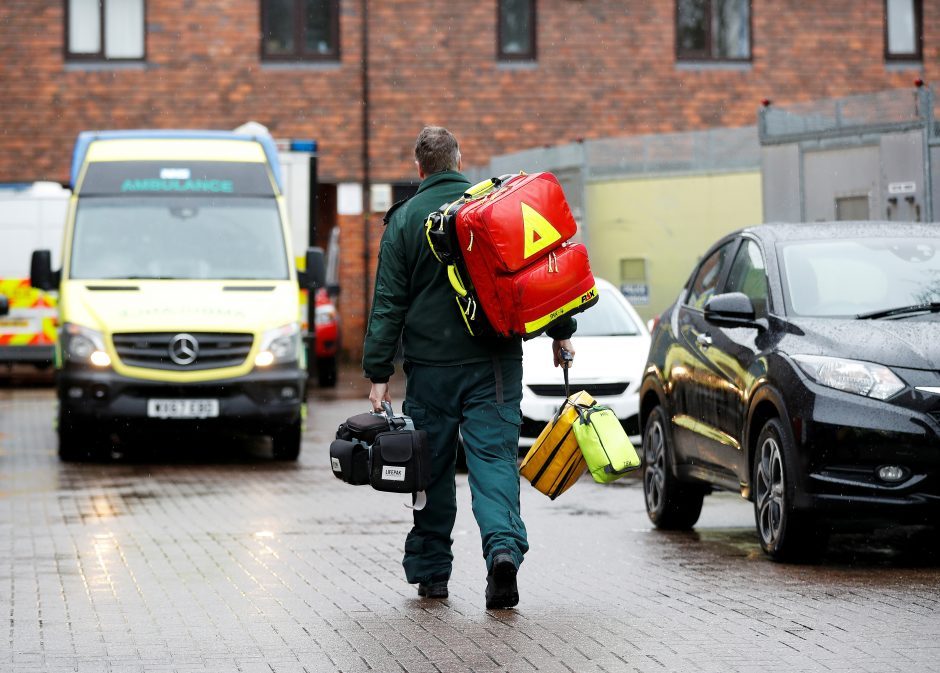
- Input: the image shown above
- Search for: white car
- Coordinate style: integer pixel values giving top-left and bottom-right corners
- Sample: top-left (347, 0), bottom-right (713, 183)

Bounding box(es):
top-left (520, 278), bottom-right (651, 448)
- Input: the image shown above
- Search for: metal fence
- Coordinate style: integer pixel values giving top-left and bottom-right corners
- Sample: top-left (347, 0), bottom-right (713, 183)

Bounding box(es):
top-left (468, 125), bottom-right (761, 185)
top-left (470, 88), bottom-right (937, 183)
top-left (759, 87), bottom-right (934, 145)
top-left (584, 126), bottom-right (760, 178)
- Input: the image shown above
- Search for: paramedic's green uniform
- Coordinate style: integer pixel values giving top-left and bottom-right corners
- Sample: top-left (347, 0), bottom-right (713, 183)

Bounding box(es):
top-left (362, 170), bottom-right (575, 585)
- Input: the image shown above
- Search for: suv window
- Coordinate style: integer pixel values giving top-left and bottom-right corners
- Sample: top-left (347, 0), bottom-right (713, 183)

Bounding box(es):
top-left (725, 239), bottom-right (768, 316)
top-left (686, 241), bottom-right (736, 310)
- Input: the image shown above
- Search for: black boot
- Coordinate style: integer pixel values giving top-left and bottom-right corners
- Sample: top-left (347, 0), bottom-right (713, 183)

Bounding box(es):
top-left (485, 551), bottom-right (518, 609)
top-left (417, 578), bottom-right (449, 599)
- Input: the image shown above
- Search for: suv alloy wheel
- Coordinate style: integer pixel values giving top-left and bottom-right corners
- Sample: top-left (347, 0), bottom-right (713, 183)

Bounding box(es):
top-left (643, 405), bottom-right (705, 529)
top-left (752, 418), bottom-right (826, 561)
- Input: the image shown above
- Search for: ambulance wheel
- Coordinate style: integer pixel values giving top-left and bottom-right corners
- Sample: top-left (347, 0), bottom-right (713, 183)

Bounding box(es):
top-left (271, 421), bottom-right (302, 461)
top-left (643, 406), bottom-right (705, 530)
top-left (58, 422), bottom-right (102, 462)
top-left (317, 356), bottom-right (337, 388)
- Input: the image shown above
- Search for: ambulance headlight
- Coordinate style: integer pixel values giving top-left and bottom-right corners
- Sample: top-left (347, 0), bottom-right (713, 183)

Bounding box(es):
top-left (63, 323), bottom-right (111, 368)
top-left (256, 322), bottom-right (300, 367)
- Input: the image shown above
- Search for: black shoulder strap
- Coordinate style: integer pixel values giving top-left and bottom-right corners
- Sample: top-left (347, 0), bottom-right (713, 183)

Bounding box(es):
top-left (382, 198), bottom-right (409, 226)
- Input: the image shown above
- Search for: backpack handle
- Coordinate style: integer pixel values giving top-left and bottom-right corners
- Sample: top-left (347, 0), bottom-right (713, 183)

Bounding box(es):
top-left (463, 173), bottom-right (517, 200)
top-left (549, 348), bottom-right (577, 422)
top-left (560, 347), bottom-right (573, 399)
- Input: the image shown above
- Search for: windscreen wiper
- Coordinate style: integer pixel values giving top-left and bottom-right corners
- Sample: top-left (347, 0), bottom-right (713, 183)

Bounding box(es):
top-left (857, 302), bottom-right (940, 320)
top-left (112, 275), bottom-right (182, 280)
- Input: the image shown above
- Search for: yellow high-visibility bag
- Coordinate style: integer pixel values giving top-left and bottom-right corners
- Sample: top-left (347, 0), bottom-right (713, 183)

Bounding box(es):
top-left (573, 405), bottom-right (641, 483)
top-left (519, 389), bottom-right (595, 499)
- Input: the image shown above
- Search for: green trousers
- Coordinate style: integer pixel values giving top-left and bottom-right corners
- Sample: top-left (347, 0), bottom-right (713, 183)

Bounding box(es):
top-left (401, 357), bottom-right (528, 584)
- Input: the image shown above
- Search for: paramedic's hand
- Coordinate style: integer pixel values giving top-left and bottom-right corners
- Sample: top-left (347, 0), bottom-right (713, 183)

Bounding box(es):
top-left (552, 339), bottom-right (575, 368)
top-left (369, 382), bottom-right (392, 413)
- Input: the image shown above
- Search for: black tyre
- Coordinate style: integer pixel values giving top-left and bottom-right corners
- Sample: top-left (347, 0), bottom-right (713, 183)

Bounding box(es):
top-left (643, 405), bottom-right (705, 529)
top-left (271, 421), bottom-right (302, 461)
top-left (752, 418), bottom-right (826, 562)
top-left (58, 421), bottom-right (105, 462)
top-left (317, 356), bottom-right (337, 388)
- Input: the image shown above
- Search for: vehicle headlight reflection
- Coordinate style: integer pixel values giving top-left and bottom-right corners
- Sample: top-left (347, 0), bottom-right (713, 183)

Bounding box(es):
top-left (791, 354), bottom-right (905, 400)
top-left (255, 322), bottom-right (300, 367)
top-left (63, 323), bottom-right (111, 368)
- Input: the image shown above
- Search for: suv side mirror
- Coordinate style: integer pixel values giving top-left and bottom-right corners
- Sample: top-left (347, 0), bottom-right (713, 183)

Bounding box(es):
top-left (298, 246), bottom-right (326, 290)
top-left (704, 292), bottom-right (760, 328)
top-left (30, 249), bottom-right (57, 291)
top-left (0, 295), bottom-right (8, 317)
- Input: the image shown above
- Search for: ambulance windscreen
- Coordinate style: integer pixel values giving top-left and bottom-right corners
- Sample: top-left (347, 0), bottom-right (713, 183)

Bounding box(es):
top-left (69, 196), bottom-right (289, 281)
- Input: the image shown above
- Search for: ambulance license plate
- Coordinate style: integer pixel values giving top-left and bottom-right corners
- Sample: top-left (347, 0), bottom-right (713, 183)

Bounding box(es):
top-left (147, 399), bottom-right (219, 419)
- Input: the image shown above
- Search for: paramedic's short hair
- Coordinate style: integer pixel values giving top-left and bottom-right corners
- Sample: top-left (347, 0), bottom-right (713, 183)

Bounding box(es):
top-left (414, 127), bottom-right (460, 175)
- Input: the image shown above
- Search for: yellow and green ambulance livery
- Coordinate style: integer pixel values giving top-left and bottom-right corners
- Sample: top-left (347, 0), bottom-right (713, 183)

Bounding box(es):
top-left (32, 129), bottom-right (318, 461)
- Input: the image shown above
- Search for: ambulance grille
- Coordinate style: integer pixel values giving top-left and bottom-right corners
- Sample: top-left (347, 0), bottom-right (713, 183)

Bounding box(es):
top-left (527, 382), bottom-right (629, 397)
top-left (112, 332), bottom-right (254, 371)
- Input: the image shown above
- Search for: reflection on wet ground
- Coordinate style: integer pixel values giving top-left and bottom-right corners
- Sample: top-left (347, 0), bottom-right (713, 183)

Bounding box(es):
top-left (657, 523), bottom-right (940, 571)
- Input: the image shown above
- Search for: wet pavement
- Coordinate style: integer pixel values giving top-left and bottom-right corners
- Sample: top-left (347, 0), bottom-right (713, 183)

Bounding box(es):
top-left (1, 365), bottom-right (939, 672)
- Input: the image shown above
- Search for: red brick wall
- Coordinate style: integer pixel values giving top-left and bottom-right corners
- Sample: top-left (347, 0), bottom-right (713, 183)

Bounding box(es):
top-left (1, 0), bottom-right (935, 363)
top-left (365, 0), bottom-right (936, 180)
top-left (1, 1), bottom-right (933, 183)
top-left (0, 0), bottom-right (365, 183)
top-left (336, 211), bottom-right (383, 364)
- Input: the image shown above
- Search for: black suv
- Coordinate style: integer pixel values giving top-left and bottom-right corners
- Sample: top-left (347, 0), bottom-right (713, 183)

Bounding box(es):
top-left (640, 222), bottom-right (940, 560)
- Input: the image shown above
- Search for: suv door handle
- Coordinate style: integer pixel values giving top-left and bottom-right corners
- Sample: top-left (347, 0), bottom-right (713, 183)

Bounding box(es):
top-left (696, 333), bottom-right (713, 347)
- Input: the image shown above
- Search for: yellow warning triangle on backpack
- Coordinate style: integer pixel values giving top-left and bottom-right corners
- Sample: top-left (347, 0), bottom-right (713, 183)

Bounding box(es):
top-left (521, 202), bottom-right (562, 259)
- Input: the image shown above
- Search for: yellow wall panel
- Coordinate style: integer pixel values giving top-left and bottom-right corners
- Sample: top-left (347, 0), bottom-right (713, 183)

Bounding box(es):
top-left (587, 171), bottom-right (763, 321)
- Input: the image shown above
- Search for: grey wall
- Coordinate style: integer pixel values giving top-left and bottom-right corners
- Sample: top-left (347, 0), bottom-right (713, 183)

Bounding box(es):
top-left (761, 129), bottom-right (934, 224)
top-left (880, 131), bottom-right (926, 222)
top-left (761, 144), bottom-right (802, 222)
top-left (803, 145), bottom-right (880, 222)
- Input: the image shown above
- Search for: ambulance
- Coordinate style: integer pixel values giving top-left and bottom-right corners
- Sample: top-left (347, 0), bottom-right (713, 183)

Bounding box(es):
top-left (30, 129), bottom-right (323, 461)
top-left (0, 182), bottom-right (69, 366)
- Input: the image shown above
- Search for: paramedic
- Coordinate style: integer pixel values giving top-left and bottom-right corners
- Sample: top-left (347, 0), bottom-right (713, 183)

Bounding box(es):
top-left (362, 126), bottom-right (576, 609)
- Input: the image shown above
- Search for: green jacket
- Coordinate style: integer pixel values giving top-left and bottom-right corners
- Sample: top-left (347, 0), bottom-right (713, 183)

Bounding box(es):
top-left (362, 170), bottom-right (575, 382)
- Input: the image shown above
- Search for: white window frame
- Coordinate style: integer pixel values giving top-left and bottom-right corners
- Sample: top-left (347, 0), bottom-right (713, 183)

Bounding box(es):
top-left (66, 0), bottom-right (146, 61)
top-left (884, 0), bottom-right (922, 61)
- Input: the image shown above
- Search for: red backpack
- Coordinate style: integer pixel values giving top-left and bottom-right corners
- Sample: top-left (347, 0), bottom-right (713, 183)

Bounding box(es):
top-left (425, 172), bottom-right (598, 339)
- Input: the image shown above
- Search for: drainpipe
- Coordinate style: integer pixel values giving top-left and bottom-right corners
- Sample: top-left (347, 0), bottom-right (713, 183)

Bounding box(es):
top-left (361, 0), bottom-right (372, 328)
top-left (919, 84), bottom-right (934, 223)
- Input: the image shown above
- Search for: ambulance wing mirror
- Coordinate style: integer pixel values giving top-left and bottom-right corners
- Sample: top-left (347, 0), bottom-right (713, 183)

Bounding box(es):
top-left (299, 246), bottom-right (326, 290)
top-left (30, 249), bottom-right (58, 291)
top-left (0, 294), bottom-right (7, 317)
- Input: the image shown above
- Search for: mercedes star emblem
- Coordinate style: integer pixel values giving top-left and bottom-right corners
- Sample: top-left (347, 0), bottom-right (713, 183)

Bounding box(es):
top-left (168, 333), bottom-right (199, 366)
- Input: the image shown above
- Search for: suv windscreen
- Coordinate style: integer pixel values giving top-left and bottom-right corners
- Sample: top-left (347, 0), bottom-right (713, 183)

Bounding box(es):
top-left (780, 237), bottom-right (940, 317)
top-left (69, 196), bottom-right (288, 280)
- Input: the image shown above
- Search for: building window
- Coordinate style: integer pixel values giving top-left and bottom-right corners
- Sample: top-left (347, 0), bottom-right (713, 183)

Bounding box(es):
top-left (835, 195), bottom-right (870, 221)
top-left (67, 0), bottom-right (145, 61)
top-left (498, 0), bottom-right (536, 61)
top-left (262, 0), bottom-right (339, 61)
top-left (885, 0), bottom-right (922, 60)
top-left (676, 0), bottom-right (750, 61)
top-left (619, 258), bottom-right (650, 306)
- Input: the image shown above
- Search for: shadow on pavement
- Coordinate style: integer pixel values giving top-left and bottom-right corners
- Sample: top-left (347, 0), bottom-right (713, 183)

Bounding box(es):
top-left (0, 364), bottom-right (55, 388)
top-left (62, 431), bottom-right (299, 468)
